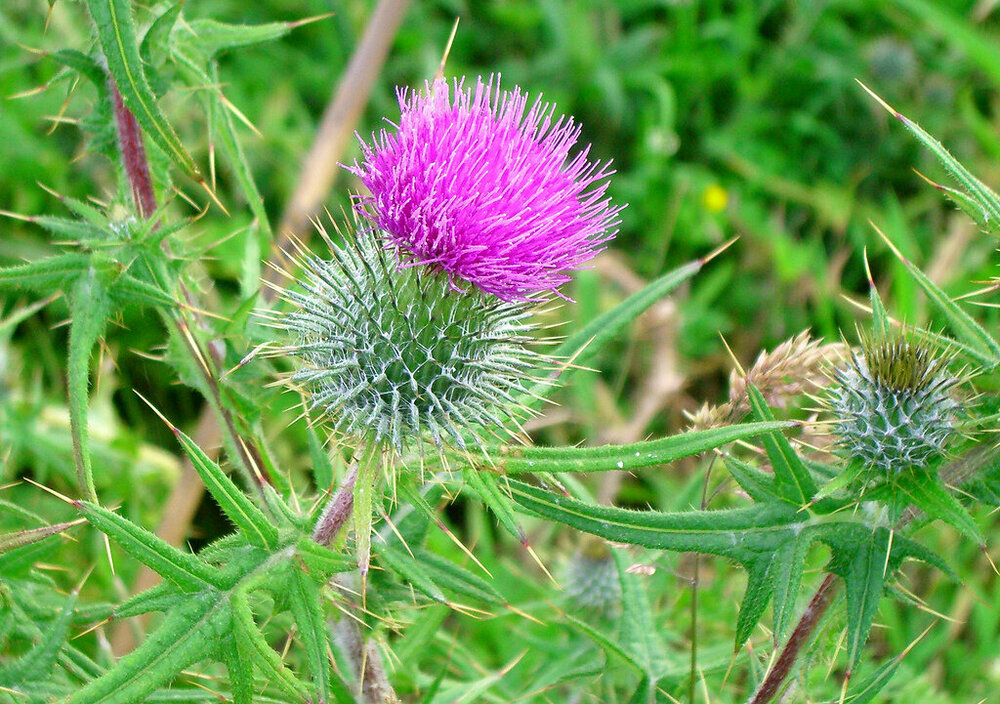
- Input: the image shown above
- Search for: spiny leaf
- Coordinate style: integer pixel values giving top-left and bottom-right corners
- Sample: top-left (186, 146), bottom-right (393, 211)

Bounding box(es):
top-left (843, 528), bottom-right (891, 673)
top-left (614, 551), bottom-right (669, 678)
top-left (287, 569), bottom-right (355, 704)
top-left (0, 589), bottom-right (76, 689)
top-left (875, 224), bottom-right (1000, 366)
top-left (734, 557), bottom-right (775, 651)
top-left (85, 0), bottom-right (202, 179)
top-left (722, 454), bottom-right (781, 503)
top-left (68, 272), bottom-right (111, 502)
top-left (0, 520), bottom-right (83, 553)
top-left (508, 479), bottom-right (806, 563)
top-left (746, 385), bottom-right (817, 504)
top-left (77, 502), bottom-right (221, 591)
top-left (896, 471), bottom-right (984, 545)
top-left (770, 530), bottom-right (813, 644)
top-left (494, 420), bottom-right (792, 474)
top-left (139, 3), bottom-right (182, 67)
top-left (179, 17), bottom-right (309, 57)
top-left (113, 581), bottom-right (183, 619)
top-left (462, 466), bottom-right (525, 544)
top-left (409, 548), bottom-right (506, 605)
top-left (66, 597), bottom-right (225, 704)
top-left (372, 542), bottom-right (447, 604)
top-left (231, 595), bottom-right (313, 701)
top-left (0, 254), bottom-right (90, 293)
top-left (172, 427), bottom-right (279, 549)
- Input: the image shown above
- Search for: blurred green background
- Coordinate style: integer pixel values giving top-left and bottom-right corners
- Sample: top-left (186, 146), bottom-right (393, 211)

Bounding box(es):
top-left (3, 0), bottom-right (1000, 701)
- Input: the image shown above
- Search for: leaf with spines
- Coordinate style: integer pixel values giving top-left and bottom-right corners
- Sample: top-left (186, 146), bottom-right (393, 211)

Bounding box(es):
top-left (84, 0), bottom-right (202, 181)
top-left (0, 590), bottom-right (77, 693)
top-left (746, 385), bottom-right (817, 505)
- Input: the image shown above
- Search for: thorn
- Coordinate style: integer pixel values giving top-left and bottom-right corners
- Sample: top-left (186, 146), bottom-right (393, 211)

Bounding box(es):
top-left (287, 12), bottom-right (335, 29)
top-left (433, 17), bottom-right (461, 83)
top-left (22, 476), bottom-right (76, 505)
top-left (133, 389), bottom-right (179, 434)
top-left (198, 179), bottom-right (229, 215)
top-left (718, 333), bottom-right (746, 378)
top-left (699, 235), bottom-right (739, 266)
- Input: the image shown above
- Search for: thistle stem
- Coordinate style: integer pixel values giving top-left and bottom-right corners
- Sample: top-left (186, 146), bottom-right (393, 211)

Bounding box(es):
top-left (747, 574), bottom-right (838, 704)
top-left (110, 82), bottom-right (157, 220)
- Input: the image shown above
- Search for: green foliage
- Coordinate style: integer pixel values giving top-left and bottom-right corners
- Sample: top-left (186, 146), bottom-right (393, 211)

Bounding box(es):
top-left (4, 2), bottom-right (1000, 703)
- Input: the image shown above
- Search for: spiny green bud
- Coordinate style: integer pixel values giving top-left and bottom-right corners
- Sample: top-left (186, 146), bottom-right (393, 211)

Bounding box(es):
top-left (278, 225), bottom-right (545, 454)
top-left (563, 537), bottom-right (621, 613)
top-left (827, 331), bottom-right (959, 477)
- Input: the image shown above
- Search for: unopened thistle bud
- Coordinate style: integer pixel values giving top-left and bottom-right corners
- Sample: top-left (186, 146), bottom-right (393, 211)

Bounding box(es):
top-left (563, 537), bottom-right (621, 613)
top-left (827, 331), bottom-right (959, 478)
top-left (280, 225), bottom-right (544, 454)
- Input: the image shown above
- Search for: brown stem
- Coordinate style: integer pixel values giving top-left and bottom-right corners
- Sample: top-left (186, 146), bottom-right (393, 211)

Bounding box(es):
top-left (747, 574), bottom-right (838, 704)
top-left (110, 82), bottom-right (157, 220)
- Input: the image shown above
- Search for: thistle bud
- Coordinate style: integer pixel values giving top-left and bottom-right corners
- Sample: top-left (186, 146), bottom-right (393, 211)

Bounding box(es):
top-left (279, 225), bottom-right (544, 454)
top-left (827, 331), bottom-right (959, 478)
top-left (563, 537), bottom-right (621, 613)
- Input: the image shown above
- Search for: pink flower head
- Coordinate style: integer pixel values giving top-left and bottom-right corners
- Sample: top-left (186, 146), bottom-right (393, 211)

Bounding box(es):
top-left (347, 76), bottom-right (621, 301)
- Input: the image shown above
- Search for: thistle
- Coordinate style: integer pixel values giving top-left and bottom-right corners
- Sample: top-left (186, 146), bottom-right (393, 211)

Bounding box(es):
top-left (280, 223), bottom-right (544, 456)
top-left (347, 75), bottom-right (622, 301)
top-left (827, 331), bottom-right (960, 480)
top-left (563, 537), bottom-right (621, 614)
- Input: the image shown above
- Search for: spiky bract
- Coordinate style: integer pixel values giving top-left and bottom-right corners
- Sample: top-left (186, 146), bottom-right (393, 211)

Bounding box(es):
top-left (563, 540), bottom-right (621, 613)
top-left (827, 333), bottom-right (959, 477)
top-left (347, 75), bottom-right (621, 302)
top-left (281, 228), bottom-right (543, 454)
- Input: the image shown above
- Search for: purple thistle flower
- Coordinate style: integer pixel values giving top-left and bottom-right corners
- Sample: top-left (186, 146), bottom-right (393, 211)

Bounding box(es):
top-left (347, 76), bottom-right (621, 302)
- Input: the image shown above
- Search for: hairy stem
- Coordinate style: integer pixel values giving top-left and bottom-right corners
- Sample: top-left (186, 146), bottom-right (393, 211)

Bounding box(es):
top-left (312, 465), bottom-right (358, 545)
top-left (747, 574), bottom-right (838, 704)
top-left (111, 81), bottom-right (157, 220)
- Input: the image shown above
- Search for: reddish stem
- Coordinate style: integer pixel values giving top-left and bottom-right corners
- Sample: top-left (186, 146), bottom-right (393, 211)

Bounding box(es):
top-left (748, 574), bottom-right (839, 704)
top-left (110, 81), bottom-right (157, 219)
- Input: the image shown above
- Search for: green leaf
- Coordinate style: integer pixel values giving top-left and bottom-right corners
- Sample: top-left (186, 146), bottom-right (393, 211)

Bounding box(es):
top-left (0, 589), bottom-right (76, 689)
top-left (113, 581), bottom-right (184, 619)
top-left (230, 594), bottom-right (312, 701)
top-left (180, 18), bottom-right (305, 57)
top-left (288, 568), bottom-right (336, 702)
top-left (173, 427), bottom-right (279, 549)
top-left (896, 471), bottom-right (984, 545)
top-left (614, 551), bottom-right (668, 678)
top-left (493, 420), bottom-right (792, 474)
top-left (77, 502), bottom-right (220, 591)
top-left (0, 254), bottom-right (90, 294)
top-left (861, 80), bottom-right (1000, 229)
top-left (85, 0), bottom-right (201, 179)
top-left (746, 386), bottom-right (817, 504)
top-left (372, 541), bottom-right (448, 604)
top-left (0, 521), bottom-right (82, 553)
top-left (462, 466), bottom-right (525, 544)
top-left (722, 455), bottom-right (780, 503)
top-left (68, 272), bottom-right (111, 501)
top-left (526, 255), bottom-right (709, 405)
top-left (409, 548), bottom-right (506, 605)
top-left (49, 49), bottom-right (108, 88)
top-left (508, 480), bottom-right (805, 563)
top-left (770, 530), bottom-right (813, 643)
top-left (67, 597), bottom-right (225, 704)
top-left (140, 3), bottom-right (182, 67)
top-left (224, 604), bottom-right (256, 704)
top-left (876, 227), bottom-right (1000, 366)
top-left (734, 557), bottom-right (775, 651)
top-left (843, 528), bottom-right (891, 673)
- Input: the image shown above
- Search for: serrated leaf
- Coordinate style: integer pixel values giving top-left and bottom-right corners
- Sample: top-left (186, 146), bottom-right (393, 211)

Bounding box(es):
top-left (78, 502), bottom-right (220, 591)
top-left (67, 597), bottom-right (225, 704)
top-left (614, 551), bottom-right (668, 678)
top-left (0, 254), bottom-right (90, 293)
top-left (224, 615), bottom-right (255, 704)
top-left (230, 594), bottom-right (312, 701)
top-left (173, 427), bottom-right (279, 549)
top-left (723, 455), bottom-right (780, 503)
top-left (372, 542), bottom-right (447, 604)
top-left (861, 80), bottom-right (1000, 228)
top-left (409, 548), bottom-right (505, 605)
top-left (494, 420), bottom-right (792, 474)
top-left (113, 581), bottom-right (184, 619)
top-left (295, 537), bottom-right (353, 579)
top-left (508, 480), bottom-right (806, 563)
top-left (49, 49), bottom-right (108, 88)
top-left (140, 3), bottom-right (182, 67)
top-left (526, 256), bottom-right (706, 405)
top-left (770, 530), bottom-right (813, 643)
top-left (0, 521), bottom-right (82, 553)
top-left (68, 272), bottom-right (111, 501)
top-left (747, 386), bottom-right (816, 504)
top-left (85, 0), bottom-right (201, 179)
top-left (462, 466), bottom-right (525, 543)
top-left (843, 528), bottom-right (891, 672)
top-left (896, 471), bottom-right (984, 545)
top-left (287, 568), bottom-right (335, 702)
top-left (0, 589), bottom-right (76, 689)
top-left (734, 557), bottom-right (775, 651)
top-left (180, 18), bottom-right (302, 57)
top-left (877, 227), bottom-right (1000, 366)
